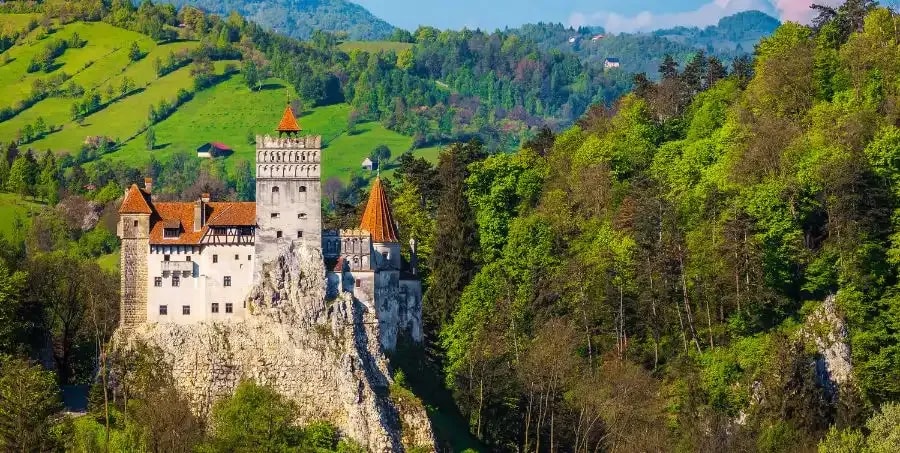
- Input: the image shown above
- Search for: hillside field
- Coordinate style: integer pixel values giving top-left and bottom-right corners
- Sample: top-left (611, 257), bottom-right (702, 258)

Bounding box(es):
top-left (0, 17), bottom-right (437, 189)
top-left (0, 192), bottom-right (42, 238)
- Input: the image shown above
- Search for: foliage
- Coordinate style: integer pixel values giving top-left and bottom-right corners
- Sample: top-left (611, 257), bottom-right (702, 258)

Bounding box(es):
top-left (0, 355), bottom-right (62, 451)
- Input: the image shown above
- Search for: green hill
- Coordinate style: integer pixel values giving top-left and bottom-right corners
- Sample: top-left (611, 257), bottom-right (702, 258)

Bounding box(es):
top-left (0, 17), bottom-right (432, 187)
top-left (167, 0), bottom-right (395, 40)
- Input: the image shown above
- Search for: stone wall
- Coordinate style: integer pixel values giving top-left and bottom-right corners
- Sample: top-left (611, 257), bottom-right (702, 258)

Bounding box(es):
top-left (115, 242), bottom-right (435, 452)
top-left (118, 213), bottom-right (149, 326)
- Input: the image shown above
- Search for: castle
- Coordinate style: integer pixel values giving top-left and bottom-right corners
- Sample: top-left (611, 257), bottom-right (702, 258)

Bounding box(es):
top-left (117, 106), bottom-right (423, 347)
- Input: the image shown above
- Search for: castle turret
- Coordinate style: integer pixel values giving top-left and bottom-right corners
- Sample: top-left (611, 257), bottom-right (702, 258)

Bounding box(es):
top-left (360, 177), bottom-right (400, 270)
top-left (254, 106), bottom-right (323, 275)
top-left (117, 181), bottom-right (153, 326)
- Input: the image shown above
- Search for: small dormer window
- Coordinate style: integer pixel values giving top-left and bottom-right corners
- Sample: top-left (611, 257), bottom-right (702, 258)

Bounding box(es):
top-left (164, 228), bottom-right (179, 238)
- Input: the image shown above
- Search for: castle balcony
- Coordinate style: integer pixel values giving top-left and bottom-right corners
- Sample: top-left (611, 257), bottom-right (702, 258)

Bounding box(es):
top-left (161, 260), bottom-right (193, 273)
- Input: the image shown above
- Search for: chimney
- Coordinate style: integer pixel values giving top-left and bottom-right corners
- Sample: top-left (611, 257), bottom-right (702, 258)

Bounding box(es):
top-left (193, 200), bottom-right (202, 232)
top-left (143, 177), bottom-right (153, 194)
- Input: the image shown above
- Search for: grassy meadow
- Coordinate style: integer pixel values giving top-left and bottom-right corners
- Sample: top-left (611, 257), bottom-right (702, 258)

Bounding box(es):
top-left (0, 17), bottom-right (439, 195)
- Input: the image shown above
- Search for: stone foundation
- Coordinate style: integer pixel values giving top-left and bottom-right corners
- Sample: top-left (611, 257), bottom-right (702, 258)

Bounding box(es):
top-left (114, 242), bottom-right (435, 452)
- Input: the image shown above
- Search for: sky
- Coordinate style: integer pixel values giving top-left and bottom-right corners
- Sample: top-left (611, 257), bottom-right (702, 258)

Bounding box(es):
top-left (352, 0), bottom-right (842, 33)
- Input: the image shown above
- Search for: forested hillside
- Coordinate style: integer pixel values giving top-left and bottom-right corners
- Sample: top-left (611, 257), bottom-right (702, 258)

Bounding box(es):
top-left (512, 10), bottom-right (779, 76)
top-left (166, 0), bottom-right (395, 40)
top-left (384, 1), bottom-right (900, 450)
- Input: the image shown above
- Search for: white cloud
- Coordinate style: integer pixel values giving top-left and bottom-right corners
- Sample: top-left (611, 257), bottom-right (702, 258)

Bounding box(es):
top-left (568, 0), bottom-right (839, 34)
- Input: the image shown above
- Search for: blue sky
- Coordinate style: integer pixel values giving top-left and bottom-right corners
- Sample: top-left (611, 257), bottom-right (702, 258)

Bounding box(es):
top-left (353, 0), bottom-right (835, 33)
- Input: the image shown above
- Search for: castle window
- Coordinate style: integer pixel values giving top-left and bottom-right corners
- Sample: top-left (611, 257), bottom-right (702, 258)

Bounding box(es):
top-left (182, 305), bottom-right (190, 315)
top-left (298, 213), bottom-right (307, 219)
top-left (297, 231), bottom-right (303, 238)
top-left (154, 277), bottom-right (162, 287)
top-left (355, 278), bottom-right (361, 288)
top-left (382, 252), bottom-right (388, 261)
top-left (164, 255), bottom-right (170, 261)
top-left (212, 227), bottom-right (227, 235)
top-left (271, 186), bottom-right (280, 204)
top-left (234, 254), bottom-right (239, 260)
top-left (164, 228), bottom-right (179, 238)
top-left (299, 186), bottom-right (307, 193)
top-left (271, 213), bottom-right (280, 219)
top-left (213, 254), bottom-right (218, 263)
top-left (225, 303), bottom-right (233, 314)
top-left (276, 231), bottom-right (283, 238)
top-left (239, 227), bottom-right (252, 236)
top-left (211, 303), bottom-right (219, 313)
top-left (248, 255), bottom-right (252, 260)
top-left (224, 276), bottom-right (231, 287)
top-left (133, 220), bottom-right (138, 227)
top-left (159, 305), bottom-right (167, 315)
top-left (172, 275), bottom-right (180, 287)
top-left (186, 256), bottom-right (191, 262)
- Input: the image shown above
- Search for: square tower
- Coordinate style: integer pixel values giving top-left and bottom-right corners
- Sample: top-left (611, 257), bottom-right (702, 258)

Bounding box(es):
top-left (254, 106), bottom-right (323, 273)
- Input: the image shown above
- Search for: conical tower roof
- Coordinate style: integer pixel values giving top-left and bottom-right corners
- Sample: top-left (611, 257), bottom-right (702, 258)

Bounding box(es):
top-left (119, 184), bottom-right (153, 214)
top-left (276, 105), bottom-right (301, 134)
top-left (360, 177), bottom-right (399, 243)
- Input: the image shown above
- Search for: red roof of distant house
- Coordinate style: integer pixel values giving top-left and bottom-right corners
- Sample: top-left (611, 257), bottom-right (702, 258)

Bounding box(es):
top-left (119, 184), bottom-right (153, 214)
top-left (277, 105), bottom-right (301, 133)
top-left (359, 177), bottom-right (399, 243)
top-left (210, 142), bottom-right (232, 151)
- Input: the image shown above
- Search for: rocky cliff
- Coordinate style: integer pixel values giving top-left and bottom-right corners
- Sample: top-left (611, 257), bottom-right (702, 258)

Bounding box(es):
top-left (115, 242), bottom-right (435, 452)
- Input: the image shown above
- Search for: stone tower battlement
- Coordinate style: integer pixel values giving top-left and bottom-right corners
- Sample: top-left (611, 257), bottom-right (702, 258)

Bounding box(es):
top-left (255, 135), bottom-right (322, 153)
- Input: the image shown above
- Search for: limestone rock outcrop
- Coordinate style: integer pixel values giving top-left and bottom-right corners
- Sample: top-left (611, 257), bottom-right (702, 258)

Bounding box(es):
top-left (115, 242), bottom-right (435, 452)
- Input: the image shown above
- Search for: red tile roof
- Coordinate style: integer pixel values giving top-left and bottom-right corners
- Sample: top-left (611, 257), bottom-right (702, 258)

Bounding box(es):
top-left (148, 201), bottom-right (256, 245)
top-left (119, 184), bottom-right (153, 214)
top-left (206, 202), bottom-right (256, 226)
top-left (277, 105), bottom-right (301, 133)
top-left (359, 177), bottom-right (399, 243)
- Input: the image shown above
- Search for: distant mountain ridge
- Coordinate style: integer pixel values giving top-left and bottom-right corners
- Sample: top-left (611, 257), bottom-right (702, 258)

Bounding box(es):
top-left (168, 0), bottom-right (395, 40)
top-left (510, 11), bottom-right (780, 77)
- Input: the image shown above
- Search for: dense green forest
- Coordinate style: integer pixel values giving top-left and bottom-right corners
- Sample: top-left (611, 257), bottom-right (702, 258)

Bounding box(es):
top-left (166, 0), bottom-right (395, 40)
top-left (385, 0), bottom-right (900, 450)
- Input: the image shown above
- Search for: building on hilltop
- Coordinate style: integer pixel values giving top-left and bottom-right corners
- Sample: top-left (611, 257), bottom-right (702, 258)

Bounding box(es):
top-left (117, 106), bottom-right (423, 345)
top-left (604, 57), bottom-right (621, 69)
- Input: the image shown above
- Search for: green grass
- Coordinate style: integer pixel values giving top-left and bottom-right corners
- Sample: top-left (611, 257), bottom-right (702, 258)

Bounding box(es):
top-left (1, 18), bottom-right (439, 189)
top-left (0, 13), bottom-right (38, 34)
top-left (0, 22), bottom-right (147, 109)
top-left (338, 41), bottom-right (413, 54)
top-left (105, 75), bottom-right (435, 183)
top-left (0, 192), bottom-right (43, 238)
top-left (97, 250), bottom-right (119, 272)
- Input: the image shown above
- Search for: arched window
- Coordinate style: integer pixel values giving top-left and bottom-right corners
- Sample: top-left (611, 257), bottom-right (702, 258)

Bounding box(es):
top-left (271, 186), bottom-right (280, 204)
top-left (299, 186), bottom-right (307, 193)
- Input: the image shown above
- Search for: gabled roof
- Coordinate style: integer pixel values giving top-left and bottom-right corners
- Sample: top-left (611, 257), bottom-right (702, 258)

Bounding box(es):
top-left (206, 202), bottom-right (256, 226)
top-left (119, 184), bottom-right (153, 214)
top-left (359, 177), bottom-right (399, 243)
top-left (276, 105), bottom-right (301, 133)
top-left (148, 201), bottom-right (256, 244)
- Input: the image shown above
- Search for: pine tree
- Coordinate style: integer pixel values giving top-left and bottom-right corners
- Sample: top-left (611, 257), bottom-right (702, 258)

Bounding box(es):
top-left (6, 153), bottom-right (37, 198)
top-left (659, 54), bottom-right (679, 80)
top-left (706, 56), bottom-right (728, 88)
top-left (423, 140), bottom-right (485, 333)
